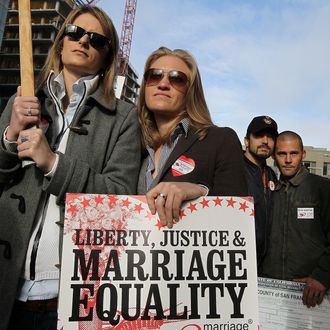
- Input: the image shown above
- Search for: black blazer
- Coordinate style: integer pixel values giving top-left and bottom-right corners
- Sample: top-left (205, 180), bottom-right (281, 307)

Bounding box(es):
top-left (138, 125), bottom-right (248, 196)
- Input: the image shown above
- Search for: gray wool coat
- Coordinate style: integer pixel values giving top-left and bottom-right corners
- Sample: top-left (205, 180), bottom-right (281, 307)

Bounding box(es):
top-left (0, 81), bottom-right (141, 329)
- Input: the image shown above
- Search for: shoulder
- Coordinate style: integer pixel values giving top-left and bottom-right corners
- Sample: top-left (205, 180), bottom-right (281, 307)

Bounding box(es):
top-left (205, 125), bottom-right (241, 142)
top-left (207, 125), bottom-right (238, 136)
top-left (306, 173), bottom-right (330, 188)
top-left (115, 98), bottom-right (136, 115)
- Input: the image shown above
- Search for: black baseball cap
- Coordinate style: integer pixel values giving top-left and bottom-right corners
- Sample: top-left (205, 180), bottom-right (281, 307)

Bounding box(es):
top-left (246, 116), bottom-right (278, 137)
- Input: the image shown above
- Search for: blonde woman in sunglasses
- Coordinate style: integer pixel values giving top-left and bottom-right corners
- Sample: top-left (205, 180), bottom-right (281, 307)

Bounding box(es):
top-left (137, 47), bottom-right (247, 229)
top-left (0, 5), bottom-right (140, 329)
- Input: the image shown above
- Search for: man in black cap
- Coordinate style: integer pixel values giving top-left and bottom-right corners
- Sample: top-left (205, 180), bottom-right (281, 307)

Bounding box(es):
top-left (243, 115), bottom-right (278, 275)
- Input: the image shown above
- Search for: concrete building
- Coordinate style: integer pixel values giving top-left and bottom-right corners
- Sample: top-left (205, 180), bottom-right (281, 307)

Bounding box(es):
top-left (115, 63), bottom-right (139, 104)
top-left (0, 0), bottom-right (140, 111)
top-left (0, 0), bottom-right (10, 46)
top-left (0, 0), bottom-right (80, 111)
top-left (303, 146), bottom-right (330, 179)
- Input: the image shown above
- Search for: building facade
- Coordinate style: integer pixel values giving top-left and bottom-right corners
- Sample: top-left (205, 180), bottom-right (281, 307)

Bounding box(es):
top-left (0, 0), bottom-right (140, 112)
top-left (0, 0), bottom-right (80, 111)
top-left (0, 0), bottom-right (10, 46)
top-left (303, 146), bottom-right (330, 179)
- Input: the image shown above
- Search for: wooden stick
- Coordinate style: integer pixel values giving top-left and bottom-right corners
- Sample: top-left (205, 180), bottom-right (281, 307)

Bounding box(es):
top-left (18, 0), bottom-right (34, 96)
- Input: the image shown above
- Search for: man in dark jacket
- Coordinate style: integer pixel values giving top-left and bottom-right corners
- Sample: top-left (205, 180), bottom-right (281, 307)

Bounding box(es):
top-left (262, 131), bottom-right (330, 308)
top-left (243, 116), bottom-right (278, 274)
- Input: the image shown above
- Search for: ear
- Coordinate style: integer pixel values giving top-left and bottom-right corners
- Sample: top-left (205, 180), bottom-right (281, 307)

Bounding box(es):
top-left (244, 137), bottom-right (249, 149)
top-left (302, 149), bottom-right (306, 160)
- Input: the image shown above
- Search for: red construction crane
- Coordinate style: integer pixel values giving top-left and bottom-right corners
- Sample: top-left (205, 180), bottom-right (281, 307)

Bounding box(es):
top-left (118, 0), bottom-right (137, 75)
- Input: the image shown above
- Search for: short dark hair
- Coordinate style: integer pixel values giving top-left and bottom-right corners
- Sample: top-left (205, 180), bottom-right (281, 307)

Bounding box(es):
top-left (276, 130), bottom-right (304, 151)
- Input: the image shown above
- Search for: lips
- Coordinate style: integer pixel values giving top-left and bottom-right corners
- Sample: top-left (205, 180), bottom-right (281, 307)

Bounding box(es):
top-left (154, 93), bottom-right (170, 98)
top-left (258, 146), bottom-right (270, 151)
top-left (73, 49), bottom-right (88, 56)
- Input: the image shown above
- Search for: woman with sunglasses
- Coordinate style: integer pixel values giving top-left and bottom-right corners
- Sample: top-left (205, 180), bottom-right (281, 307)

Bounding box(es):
top-left (0, 5), bottom-right (140, 330)
top-left (138, 47), bottom-right (247, 228)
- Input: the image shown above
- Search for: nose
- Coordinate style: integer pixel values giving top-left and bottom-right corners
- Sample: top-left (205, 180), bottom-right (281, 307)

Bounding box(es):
top-left (157, 74), bottom-right (170, 89)
top-left (285, 154), bottom-right (292, 163)
top-left (78, 33), bottom-right (90, 46)
top-left (261, 135), bottom-right (269, 144)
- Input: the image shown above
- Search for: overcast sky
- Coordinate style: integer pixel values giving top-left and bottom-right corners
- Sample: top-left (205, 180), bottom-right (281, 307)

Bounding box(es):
top-left (97, 0), bottom-right (330, 150)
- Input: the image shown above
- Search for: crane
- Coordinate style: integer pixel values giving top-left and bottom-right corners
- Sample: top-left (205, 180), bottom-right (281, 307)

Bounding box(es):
top-left (118, 0), bottom-right (137, 75)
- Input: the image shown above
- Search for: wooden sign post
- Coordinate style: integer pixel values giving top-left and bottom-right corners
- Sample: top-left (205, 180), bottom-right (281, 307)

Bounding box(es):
top-left (18, 0), bottom-right (34, 96)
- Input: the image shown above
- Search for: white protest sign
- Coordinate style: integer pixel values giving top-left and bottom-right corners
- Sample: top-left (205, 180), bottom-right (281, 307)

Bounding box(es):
top-left (58, 194), bottom-right (259, 330)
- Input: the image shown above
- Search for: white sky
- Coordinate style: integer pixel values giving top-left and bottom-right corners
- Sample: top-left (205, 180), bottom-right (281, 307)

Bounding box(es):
top-left (98, 0), bottom-right (330, 150)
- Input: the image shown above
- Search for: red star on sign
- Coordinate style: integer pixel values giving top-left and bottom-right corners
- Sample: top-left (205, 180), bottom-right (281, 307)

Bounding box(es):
top-left (188, 202), bottom-right (197, 212)
top-left (68, 204), bottom-right (77, 214)
top-left (108, 195), bottom-right (119, 205)
top-left (239, 202), bottom-right (249, 212)
top-left (81, 198), bottom-right (90, 207)
top-left (179, 209), bottom-right (186, 219)
top-left (200, 198), bottom-right (209, 208)
top-left (94, 195), bottom-right (104, 205)
top-left (122, 198), bottom-right (131, 208)
top-left (155, 220), bottom-right (164, 230)
top-left (226, 197), bottom-right (236, 208)
top-left (134, 203), bottom-right (144, 213)
top-left (250, 209), bottom-right (255, 217)
top-left (213, 197), bottom-right (223, 206)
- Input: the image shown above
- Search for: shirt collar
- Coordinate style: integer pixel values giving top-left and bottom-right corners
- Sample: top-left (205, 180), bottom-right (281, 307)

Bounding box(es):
top-left (278, 166), bottom-right (309, 188)
top-left (146, 117), bottom-right (189, 154)
top-left (52, 71), bottom-right (99, 102)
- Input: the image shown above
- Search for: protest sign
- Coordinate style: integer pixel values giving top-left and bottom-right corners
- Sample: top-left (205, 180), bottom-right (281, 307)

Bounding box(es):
top-left (58, 194), bottom-right (259, 329)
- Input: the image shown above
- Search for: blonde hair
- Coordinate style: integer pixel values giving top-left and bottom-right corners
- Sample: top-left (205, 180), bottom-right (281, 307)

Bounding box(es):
top-left (36, 5), bottom-right (119, 102)
top-left (137, 47), bottom-right (213, 148)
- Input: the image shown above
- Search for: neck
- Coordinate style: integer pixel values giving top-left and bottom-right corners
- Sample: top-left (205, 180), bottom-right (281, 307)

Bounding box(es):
top-left (154, 114), bottom-right (181, 138)
top-left (62, 68), bottom-right (81, 100)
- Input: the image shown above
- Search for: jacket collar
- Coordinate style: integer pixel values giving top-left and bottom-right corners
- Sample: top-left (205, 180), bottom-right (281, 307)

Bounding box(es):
top-left (146, 126), bottom-right (200, 190)
top-left (38, 71), bottom-right (117, 112)
top-left (159, 126), bottom-right (200, 179)
top-left (278, 165), bottom-right (309, 189)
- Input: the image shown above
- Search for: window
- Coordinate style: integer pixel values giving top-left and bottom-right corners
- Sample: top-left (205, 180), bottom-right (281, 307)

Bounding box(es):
top-left (323, 163), bottom-right (330, 177)
top-left (303, 161), bottom-right (316, 174)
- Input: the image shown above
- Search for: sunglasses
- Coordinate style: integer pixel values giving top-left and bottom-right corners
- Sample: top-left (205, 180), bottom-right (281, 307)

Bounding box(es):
top-left (64, 24), bottom-right (110, 49)
top-left (144, 68), bottom-right (189, 92)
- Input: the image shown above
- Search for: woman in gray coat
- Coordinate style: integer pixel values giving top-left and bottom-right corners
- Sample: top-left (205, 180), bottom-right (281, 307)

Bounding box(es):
top-left (0, 5), bottom-right (140, 330)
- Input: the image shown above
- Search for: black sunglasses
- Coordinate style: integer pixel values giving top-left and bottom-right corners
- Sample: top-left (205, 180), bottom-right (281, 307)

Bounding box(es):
top-left (144, 68), bottom-right (189, 92)
top-left (64, 24), bottom-right (110, 49)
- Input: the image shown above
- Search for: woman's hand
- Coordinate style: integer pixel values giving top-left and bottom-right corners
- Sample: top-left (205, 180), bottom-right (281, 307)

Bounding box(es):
top-left (6, 86), bottom-right (40, 142)
top-left (17, 128), bottom-right (56, 173)
top-left (146, 182), bottom-right (208, 228)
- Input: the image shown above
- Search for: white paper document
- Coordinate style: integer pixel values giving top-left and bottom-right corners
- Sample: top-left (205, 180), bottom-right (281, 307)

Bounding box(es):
top-left (258, 277), bottom-right (330, 330)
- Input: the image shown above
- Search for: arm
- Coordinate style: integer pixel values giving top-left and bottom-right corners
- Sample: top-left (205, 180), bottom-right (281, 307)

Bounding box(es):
top-left (43, 105), bottom-right (141, 201)
top-left (309, 178), bottom-right (330, 295)
top-left (296, 178), bottom-right (330, 307)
